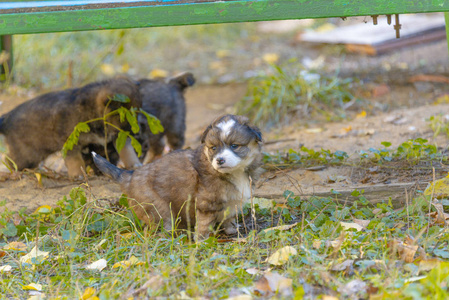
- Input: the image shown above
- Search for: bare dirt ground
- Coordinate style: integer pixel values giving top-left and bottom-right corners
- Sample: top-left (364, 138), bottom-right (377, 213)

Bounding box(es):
top-left (2, 82), bottom-right (449, 213)
top-left (1, 20), bottom-right (449, 213)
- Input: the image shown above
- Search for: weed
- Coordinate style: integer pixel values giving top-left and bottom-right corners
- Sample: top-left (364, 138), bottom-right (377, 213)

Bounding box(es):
top-left (62, 94), bottom-right (163, 160)
top-left (428, 114), bottom-right (449, 138)
top-left (236, 61), bottom-right (358, 127)
top-left (263, 146), bottom-right (348, 170)
top-left (364, 138), bottom-right (442, 164)
top-left (0, 186), bottom-right (448, 298)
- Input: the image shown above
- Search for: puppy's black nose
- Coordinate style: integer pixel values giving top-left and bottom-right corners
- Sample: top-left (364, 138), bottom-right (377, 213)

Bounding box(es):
top-left (217, 157), bottom-right (226, 165)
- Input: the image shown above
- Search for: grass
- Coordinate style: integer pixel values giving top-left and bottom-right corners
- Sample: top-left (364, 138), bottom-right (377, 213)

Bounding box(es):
top-left (1, 171), bottom-right (449, 298)
top-left (236, 62), bottom-right (360, 128)
top-left (6, 22), bottom-right (285, 90)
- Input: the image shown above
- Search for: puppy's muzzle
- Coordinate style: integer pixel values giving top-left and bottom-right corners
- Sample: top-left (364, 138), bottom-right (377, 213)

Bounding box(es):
top-left (216, 157), bottom-right (225, 166)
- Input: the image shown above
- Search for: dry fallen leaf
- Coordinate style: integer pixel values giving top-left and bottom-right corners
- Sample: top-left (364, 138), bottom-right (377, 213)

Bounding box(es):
top-left (262, 223), bottom-right (298, 234)
top-left (85, 258), bottom-right (107, 271)
top-left (331, 259), bottom-right (354, 271)
top-left (0, 265), bottom-right (12, 273)
top-left (22, 283), bottom-right (42, 291)
top-left (149, 69), bottom-right (168, 79)
top-left (262, 53), bottom-right (279, 64)
top-left (20, 246), bottom-right (49, 265)
top-left (305, 127), bottom-right (323, 133)
top-left (338, 279), bottom-right (367, 298)
top-left (266, 246), bottom-right (298, 266)
top-left (246, 268), bottom-right (262, 275)
top-left (125, 275), bottom-right (164, 298)
top-left (353, 219), bottom-right (370, 228)
top-left (340, 222), bottom-right (364, 232)
top-left (4, 241), bottom-right (27, 251)
top-left (254, 271), bottom-right (293, 297)
top-left (312, 240), bottom-right (321, 249)
top-left (100, 63), bottom-right (115, 76)
top-left (112, 255), bottom-right (144, 269)
top-left (356, 110), bottom-right (367, 119)
top-left (388, 239), bottom-right (419, 263)
top-left (427, 200), bottom-right (449, 225)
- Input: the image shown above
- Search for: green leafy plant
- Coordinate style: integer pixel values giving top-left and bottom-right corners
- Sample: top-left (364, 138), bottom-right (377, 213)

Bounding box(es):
top-left (62, 94), bottom-right (164, 159)
top-left (364, 139), bottom-right (441, 164)
top-left (263, 146), bottom-right (348, 170)
top-left (236, 61), bottom-right (358, 127)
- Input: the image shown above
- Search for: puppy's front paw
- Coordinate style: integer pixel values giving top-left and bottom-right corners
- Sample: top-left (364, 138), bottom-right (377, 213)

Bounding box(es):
top-left (132, 162), bottom-right (142, 169)
top-left (223, 219), bottom-right (238, 235)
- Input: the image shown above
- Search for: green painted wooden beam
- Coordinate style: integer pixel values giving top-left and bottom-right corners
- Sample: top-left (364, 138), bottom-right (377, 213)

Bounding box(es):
top-left (1, 0), bottom-right (449, 35)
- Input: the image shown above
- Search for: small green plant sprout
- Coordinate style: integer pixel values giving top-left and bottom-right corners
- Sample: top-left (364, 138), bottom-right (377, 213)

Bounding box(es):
top-left (365, 139), bottom-right (442, 163)
top-left (236, 60), bottom-right (358, 127)
top-left (428, 114), bottom-right (449, 138)
top-left (263, 146), bottom-right (348, 170)
top-left (62, 94), bottom-right (163, 160)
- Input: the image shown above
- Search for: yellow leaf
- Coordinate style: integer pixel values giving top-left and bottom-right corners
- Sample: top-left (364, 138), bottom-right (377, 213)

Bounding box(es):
top-left (216, 49), bottom-right (231, 58)
top-left (424, 175), bottom-right (449, 198)
top-left (305, 127), bottom-right (323, 133)
top-left (81, 287), bottom-right (96, 300)
top-left (315, 23), bottom-right (336, 32)
top-left (121, 63), bottom-right (130, 73)
top-left (262, 53), bottom-right (279, 64)
top-left (434, 94), bottom-right (449, 105)
top-left (254, 271), bottom-right (293, 297)
top-left (4, 241), bottom-right (27, 251)
top-left (22, 283), bottom-right (42, 291)
top-left (266, 246), bottom-right (297, 266)
top-left (112, 255), bottom-right (144, 269)
top-left (85, 259), bottom-right (107, 271)
top-left (342, 125), bottom-right (352, 133)
top-left (149, 69), bottom-right (168, 79)
top-left (100, 64), bottom-right (115, 76)
top-left (33, 205), bottom-right (52, 215)
top-left (34, 172), bottom-right (43, 187)
top-left (356, 110), bottom-right (367, 119)
top-left (20, 246), bottom-right (49, 265)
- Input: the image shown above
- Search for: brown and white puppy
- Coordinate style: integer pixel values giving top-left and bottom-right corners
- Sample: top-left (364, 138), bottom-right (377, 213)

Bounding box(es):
top-left (92, 114), bottom-right (263, 238)
top-left (0, 78), bottom-right (142, 178)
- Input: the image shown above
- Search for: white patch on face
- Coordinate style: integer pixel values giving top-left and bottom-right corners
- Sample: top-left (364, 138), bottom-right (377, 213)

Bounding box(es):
top-left (212, 149), bottom-right (242, 173)
top-left (216, 119), bottom-right (236, 139)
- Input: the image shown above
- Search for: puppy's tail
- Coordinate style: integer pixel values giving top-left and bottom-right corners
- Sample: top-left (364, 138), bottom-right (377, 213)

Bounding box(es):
top-left (92, 151), bottom-right (132, 182)
top-left (0, 116), bottom-right (4, 134)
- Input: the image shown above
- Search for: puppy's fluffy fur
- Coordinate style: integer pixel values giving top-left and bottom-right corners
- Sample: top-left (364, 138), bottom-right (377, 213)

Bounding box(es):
top-left (137, 72), bottom-right (195, 163)
top-left (0, 78), bottom-right (142, 177)
top-left (93, 114), bottom-right (263, 237)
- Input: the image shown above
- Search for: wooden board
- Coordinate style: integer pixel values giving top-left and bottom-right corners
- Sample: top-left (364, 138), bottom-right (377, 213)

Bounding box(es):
top-left (1, 0), bottom-right (449, 35)
top-left (299, 14), bottom-right (446, 55)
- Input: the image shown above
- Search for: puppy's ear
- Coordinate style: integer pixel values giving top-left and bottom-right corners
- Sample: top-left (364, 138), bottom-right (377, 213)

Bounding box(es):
top-left (169, 72), bottom-right (195, 91)
top-left (234, 115), bottom-right (262, 143)
top-left (200, 124), bottom-right (212, 144)
top-left (249, 125), bottom-right (262, 143)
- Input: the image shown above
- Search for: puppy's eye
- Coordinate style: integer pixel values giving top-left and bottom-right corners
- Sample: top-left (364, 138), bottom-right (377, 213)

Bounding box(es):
top-left (211, 146), bottom-right (217, 151)
top-left (230, 144), bottom-right (239, 149)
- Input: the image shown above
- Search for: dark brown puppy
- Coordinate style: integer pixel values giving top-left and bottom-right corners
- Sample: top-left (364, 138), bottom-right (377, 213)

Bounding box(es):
top-left (136, 72), bottom-right (195, 164)
top-left (0, 78), bottom-right (142, 177)
top-left (92, 114), bottom-right (263, 238)
top-left (82, 72), bottom-right (194, 173)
